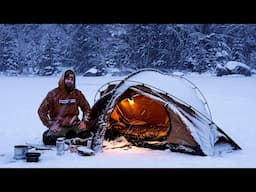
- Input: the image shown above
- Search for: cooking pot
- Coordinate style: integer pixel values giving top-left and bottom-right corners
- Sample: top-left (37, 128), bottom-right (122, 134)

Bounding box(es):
top-left (14, 145), bottom-right (29, 160)
top-left (25, 152), bottom-right (41, 162)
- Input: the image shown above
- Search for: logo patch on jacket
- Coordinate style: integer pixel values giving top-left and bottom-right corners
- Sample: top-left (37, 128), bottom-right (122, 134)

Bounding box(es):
top-left (59, 99), bottom-right (76, 104)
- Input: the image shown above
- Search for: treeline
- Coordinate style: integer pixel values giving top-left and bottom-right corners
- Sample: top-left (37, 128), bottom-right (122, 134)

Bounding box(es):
top-left (0, 24), bottom-right (256, 76)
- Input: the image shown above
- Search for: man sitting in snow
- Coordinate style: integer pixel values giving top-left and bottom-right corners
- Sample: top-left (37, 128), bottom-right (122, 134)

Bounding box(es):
top-left (38, 69), bottom-right (92, 146)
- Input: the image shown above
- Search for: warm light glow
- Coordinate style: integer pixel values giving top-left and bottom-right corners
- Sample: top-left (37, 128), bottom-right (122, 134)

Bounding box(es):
top-left (128, 97), bottom-right (134, 105)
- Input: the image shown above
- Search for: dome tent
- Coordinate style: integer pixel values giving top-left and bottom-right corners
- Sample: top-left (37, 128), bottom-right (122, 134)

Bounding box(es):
top-left (88, 69), bottom-right (241, 156)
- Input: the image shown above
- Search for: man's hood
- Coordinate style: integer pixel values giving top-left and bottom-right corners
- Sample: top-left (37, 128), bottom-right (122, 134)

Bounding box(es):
top-left (58, 69), bottom-right (76, 90)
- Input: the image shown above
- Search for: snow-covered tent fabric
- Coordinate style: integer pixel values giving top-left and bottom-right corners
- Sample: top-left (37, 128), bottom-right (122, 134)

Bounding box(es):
top-left (88, 69), bottom-right (241, 156)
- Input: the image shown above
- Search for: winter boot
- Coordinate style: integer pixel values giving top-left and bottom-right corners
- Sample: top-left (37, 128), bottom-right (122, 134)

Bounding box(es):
top-left (42, 130), bottom-right (58, 145)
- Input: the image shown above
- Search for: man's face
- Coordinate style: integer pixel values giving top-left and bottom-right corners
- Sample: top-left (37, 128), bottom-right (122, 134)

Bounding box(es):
top-left (64, 74), bottom-right (74, 91)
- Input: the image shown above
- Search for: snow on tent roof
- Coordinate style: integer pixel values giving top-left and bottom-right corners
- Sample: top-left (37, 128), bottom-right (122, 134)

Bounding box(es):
top-left (99, 69), bottom-right (211, 120)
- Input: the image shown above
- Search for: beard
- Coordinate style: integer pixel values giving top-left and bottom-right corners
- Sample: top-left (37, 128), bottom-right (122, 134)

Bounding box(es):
top-left (65, 82), bottom-right (74, 92)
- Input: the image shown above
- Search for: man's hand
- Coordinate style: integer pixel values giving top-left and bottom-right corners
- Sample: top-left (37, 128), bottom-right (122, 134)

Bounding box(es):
top-left (78, 121), bottom-right (87, 130)
top-left (50, 123), bottom-right (61, 132)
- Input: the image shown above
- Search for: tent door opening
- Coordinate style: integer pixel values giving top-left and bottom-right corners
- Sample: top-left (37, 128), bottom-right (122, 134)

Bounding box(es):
top-left (108, 94), bottom-right (171, 141)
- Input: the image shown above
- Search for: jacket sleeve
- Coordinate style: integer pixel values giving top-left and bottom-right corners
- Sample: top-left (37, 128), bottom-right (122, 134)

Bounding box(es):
top-left (38, 93), bottom-right (52, 128)
top-left (78, 91), bottom-right (91, 123)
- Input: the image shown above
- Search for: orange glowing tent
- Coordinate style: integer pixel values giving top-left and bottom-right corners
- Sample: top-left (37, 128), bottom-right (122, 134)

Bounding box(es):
top-left (88, 69), bottom-right (241, 156)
